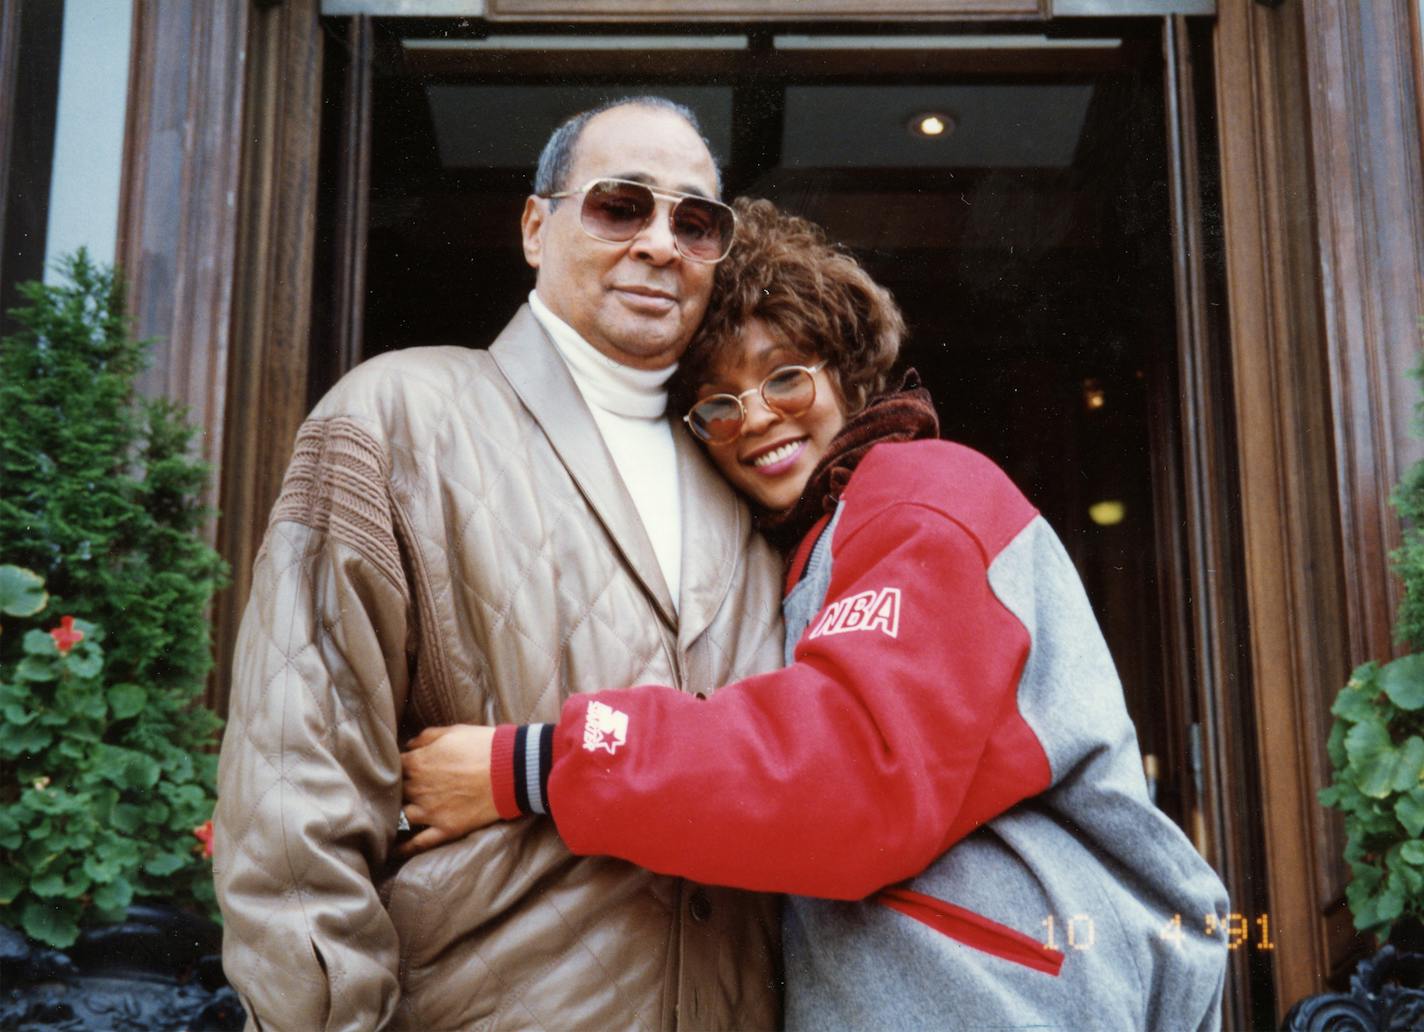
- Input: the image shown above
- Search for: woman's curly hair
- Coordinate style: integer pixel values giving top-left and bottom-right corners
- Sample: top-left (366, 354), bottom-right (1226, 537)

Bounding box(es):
top-left (674, 198), bottom-right (905, 418)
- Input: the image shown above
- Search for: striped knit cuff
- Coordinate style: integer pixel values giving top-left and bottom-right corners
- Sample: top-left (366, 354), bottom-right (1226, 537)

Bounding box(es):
top-left (489, 725), bottom-right (521, 820)
top-left (515, 723), bottom-right (555, 817)
top-left (492, 725), bottom-right (552, 814)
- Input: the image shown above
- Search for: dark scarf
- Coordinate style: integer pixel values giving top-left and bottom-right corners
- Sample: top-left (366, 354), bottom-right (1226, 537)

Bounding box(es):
top-left (756, 371), bottom-right (940, 553)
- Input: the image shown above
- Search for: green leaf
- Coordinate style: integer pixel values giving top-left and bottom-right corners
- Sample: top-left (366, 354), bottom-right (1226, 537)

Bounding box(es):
top-left (2, 703), bottom-right (36, 725)
top-left (1347, 661), bottom-right (1382, 689)
top-left (143, 852), bottom-right (185, 877)
top-left (1346, 717), bottom-right (1392, 763)
top-left (0, 811), bottom-right (20, 851)
top-left (63, 648), bottom-right (102, 680)
top-left (55, 682), bottom-right (106, 721)
top-left (1333, 682), bottom-right (1380, 723)
top-left (1351, 891), bottom-right (1382, 932)
top-left (1399, 863), bottom-right (1424, 896)
top-left (100, 837), bottom-right (141, 870)
top-left (21, 899), bottom-right (80, 949)
top-left (14, 656), bottom-right (57, 682)
top-left (111, 803), bottom-right (144, 833)
top-left (89, 903), bottom-right (127, 925)
top-left (83, 853), bottom-right (122, 884)
top-left (1349, 862), bottom-right (1383, 897)
top-left (0, 721), bottom-right (53, 758)
top-left (21, 629), bottom-right (57, 657)
top-left (1379, 883), bottom-right (1407, 922)
top-left (1392, 736), bottom-right (1424, 793)
top-left (1381, 654), bottom-right (1424, 710)
top-left (161, 782), bottom-right (206, 814)
top-left (107, 683), bottom-right (146, 720)
top-left (30, 871), bottom-right (67, 898)
top-left (1402, 840), bottom-right (1424, 866)
top-left (1327, 720), bottom-right (1348, 767)
top-left (0, 866), bottom-right (23, 904)
top-left (93, 744), bottom-right (160, 790)
top-left (1398, 790), bottom-right (1424, 838)
top-left (91, 876), bottom-right (132, 912)
top-left (1346, 719), bottom-right (1399, 798)
top-left (0, 566), bottom-right (47, 619)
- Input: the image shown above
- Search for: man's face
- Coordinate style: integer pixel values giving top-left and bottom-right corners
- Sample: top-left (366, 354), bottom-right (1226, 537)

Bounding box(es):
top-left (522, 106), bottom-right (720, 370)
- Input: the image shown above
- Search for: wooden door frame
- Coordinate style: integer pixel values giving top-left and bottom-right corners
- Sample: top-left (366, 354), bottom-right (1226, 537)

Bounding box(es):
top-left (1159, 16), bottom-right (1274, 1027)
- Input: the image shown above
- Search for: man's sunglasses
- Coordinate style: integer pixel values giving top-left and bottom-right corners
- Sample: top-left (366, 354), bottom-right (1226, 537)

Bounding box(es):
top-left (541, 178), bottom-right (737, 264)
top-left (683, 362), bottom-right (827, 445)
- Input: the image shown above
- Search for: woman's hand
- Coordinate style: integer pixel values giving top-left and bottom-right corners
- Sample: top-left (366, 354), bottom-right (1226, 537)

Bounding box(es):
top-left (398, 724), bottom-right (500, 857)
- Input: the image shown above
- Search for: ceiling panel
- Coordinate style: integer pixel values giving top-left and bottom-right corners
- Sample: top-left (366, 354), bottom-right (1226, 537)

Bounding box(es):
top-left (425, 84), bottom-right (735, 168)
top-left (782, 83), bottom-right (1095, 168)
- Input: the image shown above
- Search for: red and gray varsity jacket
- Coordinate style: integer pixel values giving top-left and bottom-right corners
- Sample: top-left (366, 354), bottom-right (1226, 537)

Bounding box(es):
top-left (492, 440), bottom-right (1229, 1030)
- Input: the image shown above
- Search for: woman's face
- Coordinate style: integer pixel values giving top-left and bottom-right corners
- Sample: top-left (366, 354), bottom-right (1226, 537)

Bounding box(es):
top-left (695, 318), bottom-right (848, 512)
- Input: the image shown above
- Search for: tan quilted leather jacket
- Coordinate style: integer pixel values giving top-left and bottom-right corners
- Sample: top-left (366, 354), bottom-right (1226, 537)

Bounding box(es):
top-left (214, 307), bottom-right (786, 1031)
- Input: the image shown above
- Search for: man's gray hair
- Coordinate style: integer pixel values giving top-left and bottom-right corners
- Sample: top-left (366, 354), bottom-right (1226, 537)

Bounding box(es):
top-left (532, 96), bottom-right (722, 199)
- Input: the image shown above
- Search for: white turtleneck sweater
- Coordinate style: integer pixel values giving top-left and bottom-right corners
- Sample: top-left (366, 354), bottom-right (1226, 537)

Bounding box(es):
top-left (528, 291), bottom-right (682, 609)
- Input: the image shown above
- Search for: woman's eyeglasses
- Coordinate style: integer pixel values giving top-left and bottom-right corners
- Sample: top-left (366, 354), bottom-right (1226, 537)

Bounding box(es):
top-left (540, 178), bottom-right (737, 264)
top-left (683, 362), bottom-right (827, 445)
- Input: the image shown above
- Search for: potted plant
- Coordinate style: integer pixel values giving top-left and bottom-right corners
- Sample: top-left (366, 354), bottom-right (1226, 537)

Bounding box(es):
top-left (1292, 360), bottom-right (1424, 1029)
top-left (0, 252), bottom-right (240, 1029)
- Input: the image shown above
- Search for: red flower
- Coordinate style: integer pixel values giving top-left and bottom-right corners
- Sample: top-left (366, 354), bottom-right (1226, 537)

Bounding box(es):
top-left (193, 819), bottom-right (214, 859)
top-left (50, 615), bottom-right (83, 655)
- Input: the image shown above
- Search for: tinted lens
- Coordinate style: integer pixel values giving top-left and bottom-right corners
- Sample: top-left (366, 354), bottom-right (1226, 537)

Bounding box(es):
top-left (671, 198), bottom-right (735, 261)
top-left (762, 367), bottom-right (816, 414)
top-left (580, 180), bottom-right (655, 241)
top-left (687, 396), bottom-right (744, 444)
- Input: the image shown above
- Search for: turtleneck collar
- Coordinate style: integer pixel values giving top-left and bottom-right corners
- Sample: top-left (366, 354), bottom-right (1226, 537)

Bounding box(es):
top-left (528, 291), bottom-right (675, 420)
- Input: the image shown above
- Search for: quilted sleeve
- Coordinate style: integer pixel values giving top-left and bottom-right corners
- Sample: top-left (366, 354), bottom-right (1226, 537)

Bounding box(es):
top-left (214, 418), bottom-right (413, 1032)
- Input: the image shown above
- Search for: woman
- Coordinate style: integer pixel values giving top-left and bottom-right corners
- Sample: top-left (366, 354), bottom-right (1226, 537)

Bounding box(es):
top-left (400, 199), bottom-right (1229, 1030)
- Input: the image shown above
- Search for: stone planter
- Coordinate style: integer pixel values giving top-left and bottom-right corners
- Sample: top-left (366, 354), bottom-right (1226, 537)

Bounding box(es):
top-left (1282, 943), bottom-right (1424, 1031)
top-left (0, 904), bottom-right (244, 1030)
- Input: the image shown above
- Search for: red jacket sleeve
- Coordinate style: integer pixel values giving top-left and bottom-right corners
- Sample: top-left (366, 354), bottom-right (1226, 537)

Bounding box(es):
top-left (546, 501), bottom-right (1052, 900)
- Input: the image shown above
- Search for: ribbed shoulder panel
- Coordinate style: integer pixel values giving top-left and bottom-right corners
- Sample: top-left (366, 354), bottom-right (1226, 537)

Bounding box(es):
top-left (269, 416), bottom-right (406, 594)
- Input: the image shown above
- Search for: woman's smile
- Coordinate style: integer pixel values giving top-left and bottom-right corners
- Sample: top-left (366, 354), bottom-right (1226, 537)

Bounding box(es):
top-left (744, 437), bottom-right (808, 475)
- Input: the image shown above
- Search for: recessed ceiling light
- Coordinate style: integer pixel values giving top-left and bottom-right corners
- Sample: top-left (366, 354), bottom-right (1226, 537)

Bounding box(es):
top-left (909, 112), bottom-right (954, 138)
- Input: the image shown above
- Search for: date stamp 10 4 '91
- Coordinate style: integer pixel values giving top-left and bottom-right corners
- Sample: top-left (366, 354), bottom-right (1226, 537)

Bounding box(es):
top-left (1040, 913), bottom-right (1275, 953)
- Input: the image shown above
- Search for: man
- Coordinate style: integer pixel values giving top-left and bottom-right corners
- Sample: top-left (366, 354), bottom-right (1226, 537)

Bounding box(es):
top-left (214, 97), bottom-right (786, 1031)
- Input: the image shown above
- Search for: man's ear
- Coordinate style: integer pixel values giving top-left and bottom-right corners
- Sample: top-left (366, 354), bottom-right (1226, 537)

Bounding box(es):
top-left (521, 196), bottom-right (546, 270)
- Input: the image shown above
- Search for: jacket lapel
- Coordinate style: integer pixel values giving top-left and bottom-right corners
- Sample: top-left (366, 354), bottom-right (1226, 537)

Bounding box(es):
top-left (490, 306), bottom-right (678, 629)
top-left (672, 420), bottom-right (746, 652)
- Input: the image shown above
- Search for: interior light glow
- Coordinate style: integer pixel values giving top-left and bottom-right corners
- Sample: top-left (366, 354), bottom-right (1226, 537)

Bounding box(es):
top-left (910, 113), bottom-right (954, 138)
top-left (1082, 379), bottom-right (1106, 410)
top-left (1089, 500), bottom-right (1126, 527)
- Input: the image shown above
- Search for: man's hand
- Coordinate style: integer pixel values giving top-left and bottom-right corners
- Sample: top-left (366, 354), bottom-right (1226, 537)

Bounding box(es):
top-left (399, 724), bottom-right (500, 857)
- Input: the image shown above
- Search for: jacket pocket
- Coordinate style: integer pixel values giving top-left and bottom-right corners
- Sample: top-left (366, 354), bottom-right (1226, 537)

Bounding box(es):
top-left (876, 886), bottom-right (1064, 976)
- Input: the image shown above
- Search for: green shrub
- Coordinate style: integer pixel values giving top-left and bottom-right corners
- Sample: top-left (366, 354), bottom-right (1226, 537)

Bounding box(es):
top-left (1393, 355), bottom-right (1424, 652)
top-left (1318, 657), bottom-right (1424, 939)
top-left (0, 252), bottom-right (228, 948)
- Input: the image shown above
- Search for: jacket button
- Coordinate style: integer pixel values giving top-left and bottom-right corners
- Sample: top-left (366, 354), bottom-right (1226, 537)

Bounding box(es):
top-left (689, 889), bottom-right (712, 922)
